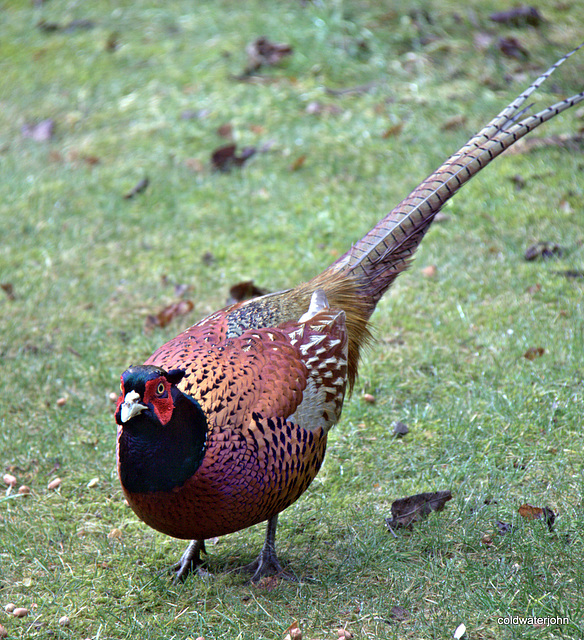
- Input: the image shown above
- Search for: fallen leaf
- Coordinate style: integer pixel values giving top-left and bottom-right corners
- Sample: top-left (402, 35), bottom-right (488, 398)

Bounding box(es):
top-left (245, 36), bottom-right (293, 73)
top-left (388, 605), bottom-right (410, 621)
top-left (381, 122), bottom-right (404, 138)
top-left (1, 283), bottom-right (15, 300)
top-left (211, 144), bottom-right (256, 171)
top-left (123, 177), bottom-right (149, 199)
top-left (526, 283), bottom-right (541, 294)
top-left (145, 300), bottom-right (194, 331)
top-left (228, 280), bottom-right (268, 303)
top-left (498, 36), bottom-right (529, 60)
top-left (524, 242), bottom-right (562, 261)
top-left (489, 6), bottom-right (543, 27)
top-left (524, 346), bottom-right (544, 360)
top-left (497, 520), bottom-right (512, 535)
top-left (22, 118), bottom-right (55, 142)
top-left (290, 154), bottom-right (307, 171)
top-left (385, 490), bottom-right (452, 530)
top-left (392, 421), bottom-right (409, 437)
top-left (518, 503), bottom-right (556, 532)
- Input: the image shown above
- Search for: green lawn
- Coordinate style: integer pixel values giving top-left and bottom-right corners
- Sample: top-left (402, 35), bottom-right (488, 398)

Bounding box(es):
top-left (1, 1), bottom-right (583, 639)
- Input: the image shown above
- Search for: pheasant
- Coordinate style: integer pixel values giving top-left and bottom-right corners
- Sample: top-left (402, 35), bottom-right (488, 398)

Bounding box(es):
top-left (115, 48), bottom-right (584, 582)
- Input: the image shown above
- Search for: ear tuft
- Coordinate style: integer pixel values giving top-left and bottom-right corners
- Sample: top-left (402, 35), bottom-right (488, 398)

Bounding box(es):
top-left (165, 369), bottom-right (186, 385)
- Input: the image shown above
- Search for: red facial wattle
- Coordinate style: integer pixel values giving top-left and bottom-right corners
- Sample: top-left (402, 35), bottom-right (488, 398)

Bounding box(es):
top-left (143, 377), bottom-right (174, 425)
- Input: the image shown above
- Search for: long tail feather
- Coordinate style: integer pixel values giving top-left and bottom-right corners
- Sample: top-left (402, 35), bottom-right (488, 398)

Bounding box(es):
top-left (327, 45), bottom-right (584, 305)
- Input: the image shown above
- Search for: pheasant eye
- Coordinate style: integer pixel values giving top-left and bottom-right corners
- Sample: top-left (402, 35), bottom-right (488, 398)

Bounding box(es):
top-left (156, 382), bottom-right (165, 395)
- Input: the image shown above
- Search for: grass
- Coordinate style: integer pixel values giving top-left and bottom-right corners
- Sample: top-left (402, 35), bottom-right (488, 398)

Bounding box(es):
top-left (1, 0), bottom-right (583, 638)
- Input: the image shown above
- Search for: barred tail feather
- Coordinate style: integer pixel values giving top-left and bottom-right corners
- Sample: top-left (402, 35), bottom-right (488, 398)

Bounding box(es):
top-left (328, 45), bottom-right (584, 305)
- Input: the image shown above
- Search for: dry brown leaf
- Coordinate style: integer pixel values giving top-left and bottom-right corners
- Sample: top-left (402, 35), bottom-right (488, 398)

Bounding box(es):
top-left (518, 503), bottom-right (556, 531)
top-left (524, 346), bottom-right (545, 360)
top-left (385, 490), bottom-right (452, 530)
top-left (1, 283), bottom-right (15, 300)
top-left (145, 300), bottom-right (194, 331)
top-left (290, 155), bottom-right (307, 171)
top-left (381, 122), bottom-right (404, 138)
top-left (211, 144), bottom-right (256, 171)
top-left (228, 280), bottom-right (268, 303)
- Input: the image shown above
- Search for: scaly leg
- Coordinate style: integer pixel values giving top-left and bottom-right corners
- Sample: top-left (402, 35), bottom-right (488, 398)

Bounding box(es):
top-left (172, 539), bottom-right (208, 582)
top-left (238, 515), bottom-right (295, 582)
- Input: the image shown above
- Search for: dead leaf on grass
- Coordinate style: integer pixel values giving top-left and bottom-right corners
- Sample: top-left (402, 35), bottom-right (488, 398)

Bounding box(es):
top-left (385, 490), bottom-right (452, 530)
top-left (381, 122), bottom-right (404, 138)
top-left (498, 36), bottom-right (529, 60)
top-left (211, 144), bottom-right (256, 171)
top-left (1, 283), bottom-right (15, 300)
top-left (524, 242), bottom-right (563, 261)
top-left (518, 503), bottom-right (556, 532)
top-left (388, 605), bottom-right (410, 622)
top-left (489, 6), bottom-right (543, 27)
top-left (524, 346), bottom-right (545, 360)
top-left (228, 280), bottom-right (268, 303)
top-left (123, 177), bottom-right (149, 199)
top-left (245, 36), bottom-right (293, 74)
top-left (497, 520), bottom-right (513, 535)
top-left (392, 421), bottom-right (409, 437)
top-left (290, 154), bottom-right (307, 171)
top-left (145, 300), bottom-right (194, 331)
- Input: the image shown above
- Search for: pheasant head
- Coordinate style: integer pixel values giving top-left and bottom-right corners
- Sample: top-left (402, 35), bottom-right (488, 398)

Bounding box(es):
top-left (115, 365), bottom-right (208, 495)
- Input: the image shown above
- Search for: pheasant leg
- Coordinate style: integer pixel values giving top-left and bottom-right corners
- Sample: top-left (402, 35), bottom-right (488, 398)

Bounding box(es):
top-left (239, 515), bottom-right (294, 582)
top-left (172, 538), bottom-right (208, 582)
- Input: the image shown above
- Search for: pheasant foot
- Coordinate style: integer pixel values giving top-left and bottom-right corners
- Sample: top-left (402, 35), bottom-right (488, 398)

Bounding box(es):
top-left (236, 515), bottom-right (297, 583)
top-left (172, 539), bottom-right (210, 583)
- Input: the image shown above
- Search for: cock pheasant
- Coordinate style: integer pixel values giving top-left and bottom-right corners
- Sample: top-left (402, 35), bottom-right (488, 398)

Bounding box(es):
top-left (116, 48), bottom-right (584, 582)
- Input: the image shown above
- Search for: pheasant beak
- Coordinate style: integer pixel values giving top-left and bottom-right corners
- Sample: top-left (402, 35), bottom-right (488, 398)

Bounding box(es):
top-left (120, 390), bottom-right (148, 423)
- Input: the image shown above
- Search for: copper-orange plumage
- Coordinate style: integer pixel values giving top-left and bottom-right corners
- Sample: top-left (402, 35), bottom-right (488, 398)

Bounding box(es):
top-left (116, 48), bottom-right (584, 581)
